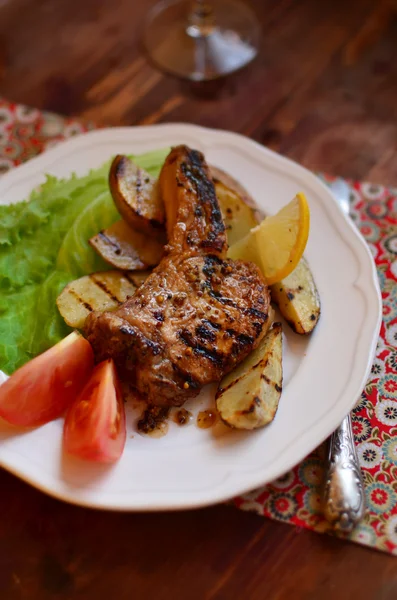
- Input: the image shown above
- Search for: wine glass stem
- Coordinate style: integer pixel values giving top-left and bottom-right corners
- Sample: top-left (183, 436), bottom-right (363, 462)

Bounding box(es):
top-left (187, 0), bottom-right (215, 37)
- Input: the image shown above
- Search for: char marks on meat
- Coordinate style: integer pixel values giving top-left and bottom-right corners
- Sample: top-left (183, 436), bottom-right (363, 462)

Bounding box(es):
top-left (85, 146), bottom-right (270, 406)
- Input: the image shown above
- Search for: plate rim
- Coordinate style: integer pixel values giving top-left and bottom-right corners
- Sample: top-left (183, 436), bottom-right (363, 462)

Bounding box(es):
top-left (0, 124), bottom-right (382, 510)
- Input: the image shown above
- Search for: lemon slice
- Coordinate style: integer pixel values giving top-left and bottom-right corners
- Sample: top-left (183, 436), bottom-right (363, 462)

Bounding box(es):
top-left (228, 192), bottom-right (310, 285)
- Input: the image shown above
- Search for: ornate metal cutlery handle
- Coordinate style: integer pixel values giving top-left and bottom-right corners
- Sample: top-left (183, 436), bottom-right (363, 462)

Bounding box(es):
top-left (323, 414), bottom-right (366, 532)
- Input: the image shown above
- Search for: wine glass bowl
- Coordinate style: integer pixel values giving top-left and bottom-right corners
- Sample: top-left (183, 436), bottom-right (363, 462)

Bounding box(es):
top-left (143, 0), bottom-right (260, 81)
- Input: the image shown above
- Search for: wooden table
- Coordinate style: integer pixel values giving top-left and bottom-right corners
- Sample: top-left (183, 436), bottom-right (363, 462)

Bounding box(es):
top-left (0, 0), bottom-right (396, 598)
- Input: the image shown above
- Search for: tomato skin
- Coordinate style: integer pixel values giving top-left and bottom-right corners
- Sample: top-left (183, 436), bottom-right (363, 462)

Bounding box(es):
top-left (0, 332), bottom-right (94, 427)
top-left (63, 359), bottom-right (126, 463)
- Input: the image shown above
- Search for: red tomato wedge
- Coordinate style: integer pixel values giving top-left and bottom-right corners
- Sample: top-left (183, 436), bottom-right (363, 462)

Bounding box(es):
top-left (0, 331), bottom-right (94, 427)
top-left (63, 359), bottom-right (126, 463)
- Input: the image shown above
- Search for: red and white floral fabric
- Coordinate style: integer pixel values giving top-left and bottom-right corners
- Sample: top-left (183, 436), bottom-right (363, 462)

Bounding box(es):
top-left (0, 100), bottom-right (396, 555)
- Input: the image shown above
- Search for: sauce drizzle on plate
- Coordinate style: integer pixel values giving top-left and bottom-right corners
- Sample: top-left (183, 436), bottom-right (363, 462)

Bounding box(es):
top-left (137, 406), bottom-right (170, 438)
top-left (197, 409), bottom-right (217, 429)
top-left (173, 408), bottom-right (192, 426)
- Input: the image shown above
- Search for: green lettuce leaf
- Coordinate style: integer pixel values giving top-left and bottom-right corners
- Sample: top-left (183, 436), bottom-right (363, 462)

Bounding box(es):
top-left (0, 147), bottom-right (169, 374)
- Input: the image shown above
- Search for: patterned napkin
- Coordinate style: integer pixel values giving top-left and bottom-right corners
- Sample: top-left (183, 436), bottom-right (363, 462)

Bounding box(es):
top-left (234, 175), bottom-right (397, 556)
top-left (0, 99), bottom-right (396, 556)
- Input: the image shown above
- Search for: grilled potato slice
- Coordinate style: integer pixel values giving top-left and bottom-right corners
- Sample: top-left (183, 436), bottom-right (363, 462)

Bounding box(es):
top-left (216, 323), bottom-right (283, 430)
top-left (89, 220), bottom-right (163, 271)
top-left (270, 257), bottom-right (320, 334)
top-left (109, 155), bottom-right (165, 237)
top-left (210, 165), bottom-right (261, 215)
top-left (215, 181), bottom-right (258, 246)
top-left (56, 270), bottom-right (147, 329)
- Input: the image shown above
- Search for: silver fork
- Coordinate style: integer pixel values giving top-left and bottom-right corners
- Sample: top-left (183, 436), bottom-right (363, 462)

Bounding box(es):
top-left (321, 179), bottom-right (366, 532)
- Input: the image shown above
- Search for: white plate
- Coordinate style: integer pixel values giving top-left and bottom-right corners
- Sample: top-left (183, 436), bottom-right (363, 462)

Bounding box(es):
top-left (0, 125), bottom-right (381, 510)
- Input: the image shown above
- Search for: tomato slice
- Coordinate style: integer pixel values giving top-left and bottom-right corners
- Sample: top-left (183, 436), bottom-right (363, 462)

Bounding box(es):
top-left (63, 359), bottom-right (126, 463)
top-left (0, 331), bottom-right (94, 427)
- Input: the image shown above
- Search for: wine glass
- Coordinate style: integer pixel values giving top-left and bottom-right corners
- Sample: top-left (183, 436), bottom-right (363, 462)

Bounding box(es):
top-left (143, 0), bottom-right (260, 81)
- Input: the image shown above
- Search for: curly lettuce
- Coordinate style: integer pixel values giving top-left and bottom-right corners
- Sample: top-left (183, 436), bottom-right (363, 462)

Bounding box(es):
top-left (0, 147), bottom-right (169, 374)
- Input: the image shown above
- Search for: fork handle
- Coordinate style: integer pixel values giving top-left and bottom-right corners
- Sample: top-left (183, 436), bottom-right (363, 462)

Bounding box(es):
top-left (323, 414), bottom-right (366, 532)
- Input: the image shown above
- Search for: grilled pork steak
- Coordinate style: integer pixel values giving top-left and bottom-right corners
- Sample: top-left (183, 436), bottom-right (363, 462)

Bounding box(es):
top-left (85, 146), bottom-right (270, 406)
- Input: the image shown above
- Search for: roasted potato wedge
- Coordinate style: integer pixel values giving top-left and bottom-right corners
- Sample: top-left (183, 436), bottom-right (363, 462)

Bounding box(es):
top-left (216, 323), bottom-right (283, 430)
top-left (270, 257), bottom-right (320, 334)
top-left (214, 181), bottom-right (258, 246)
top-left (159, 148), bottom-right (183, 240)
top-left (210, 165), bottom-right (264, 221)
top-left (56, 270), bottom-right (148, 329)
top-left (109, 155), bottom-right (165, 237)
top-left (89, 219), bottom-right (163, 271)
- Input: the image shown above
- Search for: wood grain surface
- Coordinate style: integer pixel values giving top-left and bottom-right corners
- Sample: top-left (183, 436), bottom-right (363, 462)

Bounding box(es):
top-left (0, 0), bottom-right (396, 598)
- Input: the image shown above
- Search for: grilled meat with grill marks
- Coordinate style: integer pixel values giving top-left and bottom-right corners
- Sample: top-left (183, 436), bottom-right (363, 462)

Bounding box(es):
top-left (85, 146), bottom-right (270, 406)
